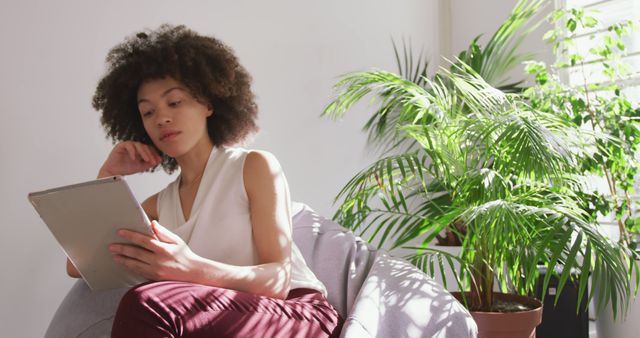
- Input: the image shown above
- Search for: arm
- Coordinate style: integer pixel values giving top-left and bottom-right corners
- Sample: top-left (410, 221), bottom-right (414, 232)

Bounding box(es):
top-left (110, 151), bottom-right (294, 299)
top-left (190, 150), bottom-right (293, 299)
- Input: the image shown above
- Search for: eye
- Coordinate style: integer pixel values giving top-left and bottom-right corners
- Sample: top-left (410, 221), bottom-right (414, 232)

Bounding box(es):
top-left (169, 100), bottom-right (182, 107)
top-left (141, 110), bottom-right (154, 118)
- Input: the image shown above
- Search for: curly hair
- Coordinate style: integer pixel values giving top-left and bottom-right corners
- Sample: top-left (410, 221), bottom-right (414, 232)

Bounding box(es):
top-left (92, 24), bottom-right (259, 173)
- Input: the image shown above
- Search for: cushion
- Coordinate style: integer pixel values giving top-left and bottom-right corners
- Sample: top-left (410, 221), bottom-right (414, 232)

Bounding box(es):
top-left (290, 203), bottom-right (478, 338)
top-left (291, 202), bottom-right (376, 317)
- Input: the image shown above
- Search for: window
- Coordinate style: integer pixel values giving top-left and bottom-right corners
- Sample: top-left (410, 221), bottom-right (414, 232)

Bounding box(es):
top-left (558, 0), bottom-right (640, 102)
top-left (555, 1), bottom-right (640, 230)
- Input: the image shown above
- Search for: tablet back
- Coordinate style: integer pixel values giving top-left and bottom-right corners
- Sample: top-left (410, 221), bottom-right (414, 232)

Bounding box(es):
top-left (28, 176), bottom-right (151, 290)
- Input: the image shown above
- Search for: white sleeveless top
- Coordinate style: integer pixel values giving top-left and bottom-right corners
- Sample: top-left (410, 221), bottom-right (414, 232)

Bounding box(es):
top-left (156, 146), bottom-right (327, 296)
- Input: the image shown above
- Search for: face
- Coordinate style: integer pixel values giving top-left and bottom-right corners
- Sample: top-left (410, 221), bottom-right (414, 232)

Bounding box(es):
top-left (137, 77), bottom-right (213, 159)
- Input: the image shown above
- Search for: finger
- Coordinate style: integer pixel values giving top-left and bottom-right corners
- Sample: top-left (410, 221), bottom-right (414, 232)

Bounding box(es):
top-left (147, 146), bottom-right (162, 163)
top-left (109, 243), bottom-right (154, 263)
top-left (151, 149), bottom-right (163, 164)
top-left (151, 221), bottom-right (182, 244)
top-left (138, 143), bottom-right (154, 163)
top-left (143, 144), bottom-right (160, 164)
top-left (132, 142), bottom-right (150, 162)
top-left (116, 229), bottom-right (159, 252)
top-left (113, 254), bottom-right (154, 278)
top-left (142, 144), bottom-right (162, 164)
top-left (123, 142), bottom-right (137, 161)
top-left (147, 238), bottom-right (173, 256)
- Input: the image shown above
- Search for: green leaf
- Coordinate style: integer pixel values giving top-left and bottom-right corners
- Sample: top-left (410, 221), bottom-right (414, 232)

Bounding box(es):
top-left (550, 9), bottom-right (564, 23)
top-left (617, 41), bottom-right (626, 51)
top-left (567, 18), bottom-right (577, 32)
top-left (584, 16), bottom-right (598, 28)
top-left (542, 29), bottom-right (557, 42)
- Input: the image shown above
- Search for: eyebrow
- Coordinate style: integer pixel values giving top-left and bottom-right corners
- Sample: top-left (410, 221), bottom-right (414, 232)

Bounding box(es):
top-left (137, 87), bottom-right (186, 104)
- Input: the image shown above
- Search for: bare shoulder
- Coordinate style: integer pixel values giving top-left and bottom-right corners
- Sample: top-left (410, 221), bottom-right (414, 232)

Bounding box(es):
top-left (243, 150), bottom-right (284, 196)
top-left (141, 193), bottom-right (159, 221)
top-left (244, 150), bottom-right (281, 172)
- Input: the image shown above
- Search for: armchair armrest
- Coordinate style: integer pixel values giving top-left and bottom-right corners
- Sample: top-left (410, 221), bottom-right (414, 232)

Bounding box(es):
top-left (341, 251), bottom-right (478, 338)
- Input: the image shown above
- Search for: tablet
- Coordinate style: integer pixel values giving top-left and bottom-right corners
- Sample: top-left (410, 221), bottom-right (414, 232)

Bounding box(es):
top-left (28, 176), bottom-right (153, 290)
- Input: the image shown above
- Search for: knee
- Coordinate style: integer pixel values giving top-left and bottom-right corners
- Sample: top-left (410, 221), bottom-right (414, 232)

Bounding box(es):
top-left (122, 283), bottom-right (148, 305)
top-left (115, 282), bottom-right (161, 319)
top-left (111, 283), bottom-right (171, 338)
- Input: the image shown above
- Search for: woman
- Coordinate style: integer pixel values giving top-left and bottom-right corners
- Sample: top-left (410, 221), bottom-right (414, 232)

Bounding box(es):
top-left (66, 24), bottom-right (341, 337)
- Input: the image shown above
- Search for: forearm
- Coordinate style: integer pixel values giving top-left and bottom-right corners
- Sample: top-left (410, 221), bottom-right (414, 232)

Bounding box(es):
top-left (190, 256), bottom-right (291, 299)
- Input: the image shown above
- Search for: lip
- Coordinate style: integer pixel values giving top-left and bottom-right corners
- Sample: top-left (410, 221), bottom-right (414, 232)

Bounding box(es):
top-left (160, 130), bottom-right (181, 141)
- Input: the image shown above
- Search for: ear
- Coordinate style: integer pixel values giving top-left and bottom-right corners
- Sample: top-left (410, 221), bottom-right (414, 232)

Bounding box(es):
top-left (207, 104), bottom-right (214, 117)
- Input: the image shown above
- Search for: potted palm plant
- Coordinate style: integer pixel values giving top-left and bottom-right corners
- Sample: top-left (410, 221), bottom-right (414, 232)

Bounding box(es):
top-left (321, 3), bottom-right (637, 337)
top-left (357, 0), bottom-right (548, 252)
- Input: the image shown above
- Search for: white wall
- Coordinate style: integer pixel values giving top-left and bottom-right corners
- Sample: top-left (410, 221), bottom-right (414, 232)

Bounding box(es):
top-left (0, 0), bottom-right (438, 336)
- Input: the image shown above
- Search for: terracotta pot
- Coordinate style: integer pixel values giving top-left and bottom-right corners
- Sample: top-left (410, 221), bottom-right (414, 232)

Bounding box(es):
top-left (453, 292), bottom-right (543, 338)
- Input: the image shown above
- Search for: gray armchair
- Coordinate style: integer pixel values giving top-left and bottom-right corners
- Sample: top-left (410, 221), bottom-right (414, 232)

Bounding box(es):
top-left (45, 202), bottom-right (477, 338)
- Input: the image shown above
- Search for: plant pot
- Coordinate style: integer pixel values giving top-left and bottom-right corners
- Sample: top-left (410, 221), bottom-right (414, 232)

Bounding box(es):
top-left (534, 266), bottom-right (589, 338)
top-left (453, 292), bottom-right (543, 338)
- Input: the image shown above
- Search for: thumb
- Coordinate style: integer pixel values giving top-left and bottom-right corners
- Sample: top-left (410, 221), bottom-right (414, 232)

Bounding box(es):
top-left (151, 221), bottom-right (182, 244)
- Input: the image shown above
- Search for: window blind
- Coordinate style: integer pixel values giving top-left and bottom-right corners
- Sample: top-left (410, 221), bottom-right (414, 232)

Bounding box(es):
top-left (556, 0), bottom-right (640, 223)
top-left (559, 0), bottom-right (640, 101)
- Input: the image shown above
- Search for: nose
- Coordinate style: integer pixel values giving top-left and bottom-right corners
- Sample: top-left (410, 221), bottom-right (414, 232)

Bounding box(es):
top-left (154, 108), bottom-right (172, 126)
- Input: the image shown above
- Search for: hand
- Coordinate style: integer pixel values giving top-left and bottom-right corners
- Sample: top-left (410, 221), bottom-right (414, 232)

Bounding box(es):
top-left (100, 141), bottom-right (162, 177)
top-left (109, 221), bottom-right (200, 282)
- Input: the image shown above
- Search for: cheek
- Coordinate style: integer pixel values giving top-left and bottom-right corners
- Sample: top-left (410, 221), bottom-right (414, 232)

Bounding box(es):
top-left (141, 120), bottom-right (157, 139)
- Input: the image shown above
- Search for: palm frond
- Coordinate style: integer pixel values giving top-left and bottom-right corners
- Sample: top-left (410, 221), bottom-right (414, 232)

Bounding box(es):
top-left (322, 70), bottom-right (437, 125)
top-left (454, 190), bottom-right (635, 316)
top-left (457, 0), bottom-right (548, 89)
top-left (392, 37), bottom-right (430, 87)
top-left (407, 247), bottom-right (470, 291)
top-left (463, 109), bottom-right (577, 184)
top-left (331, 151), bottom-right (467, 249)
top-left (443, 62), bottom-right (509, 113)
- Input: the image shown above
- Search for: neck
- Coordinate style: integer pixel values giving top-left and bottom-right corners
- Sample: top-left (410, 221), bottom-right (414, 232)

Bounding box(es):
top-left (176, 139), bottom-right (214, 186)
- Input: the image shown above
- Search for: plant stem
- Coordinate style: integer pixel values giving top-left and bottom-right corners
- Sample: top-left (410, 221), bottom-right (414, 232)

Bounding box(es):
top-left (470, 242), bottom-right (494, 312)
top-left (581, 62), bottom-right (629, 245)
top-left (625, 190), bottom-right (633, 219)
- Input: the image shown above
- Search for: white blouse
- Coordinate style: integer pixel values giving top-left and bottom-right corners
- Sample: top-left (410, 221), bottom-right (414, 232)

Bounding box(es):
top-left (156, 146), bottom-right (327, 296)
